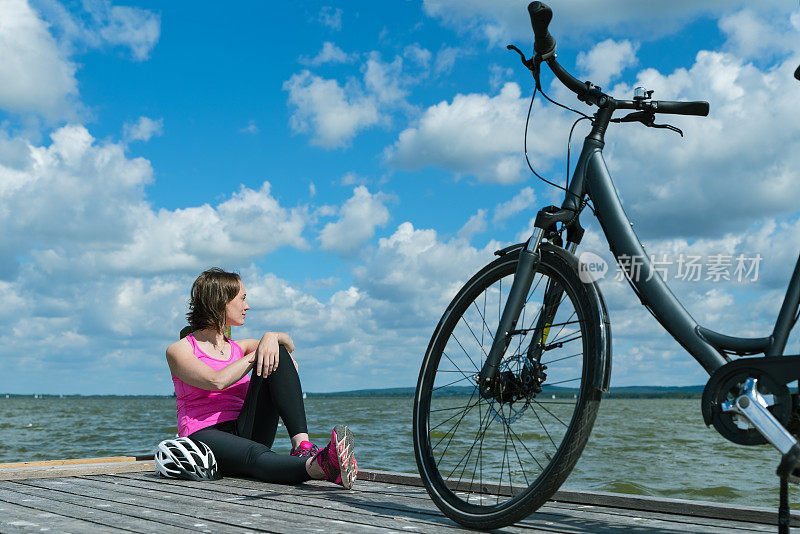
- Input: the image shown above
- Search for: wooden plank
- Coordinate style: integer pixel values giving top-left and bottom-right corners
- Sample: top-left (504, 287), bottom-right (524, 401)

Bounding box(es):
top-left (0, 498), bottom-right (123, 534)
top-left (0, 459), bottom-right (154, 481)
top-left (182, 473), bottom-right (777, 533)
top-left (19, 476), bottom-right (406, 534)
top-left (327, 479), bottom-right (776, 533)
top-left (358, 469), bottom-right (800, 527)
top-left (0, 483), bottom-right (194, 533)
top-left (1, 458), bottom-right (792, 533)
top-left (551, 488), bottom-right (800, 527)
top-left (109, 472), bottom-right (763, 534)
top-left (88, 473), bottom-right (478, 534)
top-left (0, 456), bottom-right (152, 469)
top-left (8, 460), bottom-right (791, 528)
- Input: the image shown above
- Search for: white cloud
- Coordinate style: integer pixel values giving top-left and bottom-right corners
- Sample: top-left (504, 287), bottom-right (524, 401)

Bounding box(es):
top-left (353, 222), bottom-right (499, 330)
top-left (341, 172), bottom-right (367, 186)
top-left (386, 82), bottom-right (570, 183)
top-left (300, 41), bottom-right (352, 67)
top-left (404, 44), bottom-right (432, 68)
top-left (283, 70), bottom-right (381, 149)
top-left (239, 119), bottom-right (258, 134)
top-left (434, 46), bottom-right (460, 75)
top-left (422, 0), bottom-right (791, 45)
top-left (363, 52), bottom-right (408, 107)
top-left (489, 63), bottom-right (513, 91)
top-left (34, 0), bottom-right (160, 61)
top-left (576, 38), bottom-right (638, 87)
top-left (285, 51), bottom-right (418, 148)
top-left (318, 6), bottom-right (343, 31)
top-left (123, 116), bottom-right (163, 142)
top-left (718, 9), bottom-right (799, 60)
top-left (0, 0), bottom-right (78, 118)
top-left (493, 186), bottom-right (536, 224)
top-left (94, 3), bottom-right (160, 61)
top-left (457, 209), bottom-right (487, 240)
top-left (0, 124), bottom-right (309, 277)
top-left (318, 186), bottom-right (390, 256)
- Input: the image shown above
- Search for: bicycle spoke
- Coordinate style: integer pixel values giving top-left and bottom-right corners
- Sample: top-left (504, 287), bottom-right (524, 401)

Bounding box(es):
top-left (432, 374), bottom-right (476, 392)
top-left (532, 398), bottom-right (571, 427)
top-left (461, 314), bottom-right (490, 360)
top-left (430, 397), bottom-right (482, 431)
top-left (542, 351), bottom-right (581, 365)
top-left (507, 422), bottom-right (545, 471)
top-left (451, 333), bottom-right (481, 372)
top-left (447, 397), bottom-right (495, 481)
top-left (546, 376), bottom-right (581, 387)
top-left (531, 401), bottom-right (558, 448)
top-left (434, 388), bottom-right (479, 458)
top-left (442, 351), bottom-right (479, 381)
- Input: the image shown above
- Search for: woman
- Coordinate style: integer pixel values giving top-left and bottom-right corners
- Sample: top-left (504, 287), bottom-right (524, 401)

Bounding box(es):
top-left (165, 268), bottom-right (357, 488)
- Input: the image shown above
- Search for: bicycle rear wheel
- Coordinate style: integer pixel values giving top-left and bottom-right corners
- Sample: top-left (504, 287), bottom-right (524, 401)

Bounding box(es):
top-left (413, 245), bottom-right (603, 529)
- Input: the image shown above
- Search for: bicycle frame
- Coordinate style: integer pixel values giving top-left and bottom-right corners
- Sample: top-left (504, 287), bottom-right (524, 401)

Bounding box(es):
top-left (479, 106), bottom-right (800, 389)
top-left (553, 110), bottom-right (800, 375)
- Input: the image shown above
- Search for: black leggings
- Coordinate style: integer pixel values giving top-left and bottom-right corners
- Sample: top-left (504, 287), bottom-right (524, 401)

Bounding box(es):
top-left (190, 346), bottom-right (311, 484)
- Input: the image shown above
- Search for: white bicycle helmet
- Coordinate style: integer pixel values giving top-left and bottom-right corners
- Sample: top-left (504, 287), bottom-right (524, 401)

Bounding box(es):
top-left (155, 437), bottom-right (221, 481)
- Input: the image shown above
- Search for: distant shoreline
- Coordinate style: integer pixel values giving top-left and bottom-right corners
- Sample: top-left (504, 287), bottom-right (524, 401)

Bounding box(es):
top-left (0, 385), bottom-right (707, 399)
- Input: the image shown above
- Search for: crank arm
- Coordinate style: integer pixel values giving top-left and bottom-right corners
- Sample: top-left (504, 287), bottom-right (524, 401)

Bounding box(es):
top-left (722, 378), bottom-right (800, 479)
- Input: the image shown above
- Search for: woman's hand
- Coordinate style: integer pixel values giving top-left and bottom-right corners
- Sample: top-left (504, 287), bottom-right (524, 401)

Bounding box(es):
top-left (254, 333), bottom-right (280, 377)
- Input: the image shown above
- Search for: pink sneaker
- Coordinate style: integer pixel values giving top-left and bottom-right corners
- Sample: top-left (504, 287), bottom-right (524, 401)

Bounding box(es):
top-left (312, 425), bottom-right (357, 489)
top-left (290, 441), bottom-right (318, 458)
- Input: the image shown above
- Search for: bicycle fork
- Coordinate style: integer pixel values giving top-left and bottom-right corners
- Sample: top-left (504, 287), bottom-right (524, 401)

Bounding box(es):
top-left (478, 230), bottom-right (547, 399)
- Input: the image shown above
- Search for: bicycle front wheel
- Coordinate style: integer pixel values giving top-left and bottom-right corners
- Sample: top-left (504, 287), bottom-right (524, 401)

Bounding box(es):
top-left (413, 245), bottom-right (603, 529)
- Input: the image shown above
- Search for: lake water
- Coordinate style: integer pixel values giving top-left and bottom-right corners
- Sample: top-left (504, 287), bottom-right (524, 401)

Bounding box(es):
top-left (0, 395), bottom-right (795, 508)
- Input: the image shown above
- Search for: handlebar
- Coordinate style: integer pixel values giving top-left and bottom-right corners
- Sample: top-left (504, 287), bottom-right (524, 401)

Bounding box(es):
top-left (528, 2), bottom-right (555, 58)
top-left (526, 2), bottom-right (709, 118)
top-left (649, 100), bottom-right (709, 116)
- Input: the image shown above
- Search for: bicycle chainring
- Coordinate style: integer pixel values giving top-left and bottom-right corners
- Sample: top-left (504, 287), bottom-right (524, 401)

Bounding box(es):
top-left (702, 368), bottom-right (791, 446)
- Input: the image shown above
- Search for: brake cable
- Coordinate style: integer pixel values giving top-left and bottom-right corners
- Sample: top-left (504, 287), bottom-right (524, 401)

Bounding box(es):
top-left (511, 45), bottom-right (596, 216)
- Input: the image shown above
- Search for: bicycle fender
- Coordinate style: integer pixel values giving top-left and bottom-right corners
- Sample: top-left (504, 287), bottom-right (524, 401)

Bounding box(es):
top-left (542, 244), bottom-right (612, 393)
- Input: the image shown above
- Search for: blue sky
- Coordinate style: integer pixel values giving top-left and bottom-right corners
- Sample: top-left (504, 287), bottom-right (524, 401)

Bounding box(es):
top-left (1, 0), bottom-right (800, 394)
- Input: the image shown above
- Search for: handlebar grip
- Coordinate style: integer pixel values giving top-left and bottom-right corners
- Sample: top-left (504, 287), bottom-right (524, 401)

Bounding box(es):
top-left (654, 100), bottom-right (710, 116)
top-left (528, 2), bottom-right (556, 58)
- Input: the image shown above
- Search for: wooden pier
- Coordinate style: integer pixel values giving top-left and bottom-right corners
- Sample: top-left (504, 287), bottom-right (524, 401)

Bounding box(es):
top-left (0, 457), bottom-right (796, 533)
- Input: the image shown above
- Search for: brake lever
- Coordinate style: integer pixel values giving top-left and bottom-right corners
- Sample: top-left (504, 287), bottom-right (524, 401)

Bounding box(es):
top-left (507, 44), bottom-right (536, 70)
top-left (611, 111), bottom-right (683, 137)
top-left (650, 122), bottom-right (683, 137)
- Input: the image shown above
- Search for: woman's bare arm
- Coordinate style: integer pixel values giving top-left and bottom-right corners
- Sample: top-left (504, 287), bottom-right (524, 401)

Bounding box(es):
top-left (238, 332), bottom-right (295, 355)
top-left (166, 339), bottom-right (254, 391)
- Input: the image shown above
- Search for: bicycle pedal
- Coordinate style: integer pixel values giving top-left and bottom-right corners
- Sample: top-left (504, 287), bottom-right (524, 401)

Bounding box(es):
top-left (722, 378), bottom-right (798, 456)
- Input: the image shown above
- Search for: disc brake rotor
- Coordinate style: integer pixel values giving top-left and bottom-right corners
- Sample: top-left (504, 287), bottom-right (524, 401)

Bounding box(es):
top-left (486, 353), bottom-right (548, 424)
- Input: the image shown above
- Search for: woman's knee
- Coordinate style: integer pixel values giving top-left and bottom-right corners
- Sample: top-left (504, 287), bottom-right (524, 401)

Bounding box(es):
top-left (276, 346), bottom-right (297, 374)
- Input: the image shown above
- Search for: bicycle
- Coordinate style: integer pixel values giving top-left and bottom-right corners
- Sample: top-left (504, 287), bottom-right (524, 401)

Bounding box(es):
top-left (412, 2), bottom-right (800, 531)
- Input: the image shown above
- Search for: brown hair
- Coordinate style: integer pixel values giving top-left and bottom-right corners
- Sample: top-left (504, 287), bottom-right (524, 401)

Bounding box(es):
top-left (186, 268), bottom-right (242, 333)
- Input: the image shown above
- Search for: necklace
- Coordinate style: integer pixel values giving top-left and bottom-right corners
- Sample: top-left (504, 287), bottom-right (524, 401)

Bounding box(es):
top-left (211, 338), bottom-right (226, 356)
top-left (195, 334), bottom-right (226, 356)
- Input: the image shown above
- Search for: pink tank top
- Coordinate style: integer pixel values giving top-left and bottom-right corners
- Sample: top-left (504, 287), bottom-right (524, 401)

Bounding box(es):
top-left (173, 334), bottom-right (251, 436)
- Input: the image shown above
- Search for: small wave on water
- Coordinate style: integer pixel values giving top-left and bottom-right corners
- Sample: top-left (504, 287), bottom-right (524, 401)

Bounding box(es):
top-left (668, 486), bottom-right (743, 501)
top-left (596, 480), bottom-right (657, 496)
